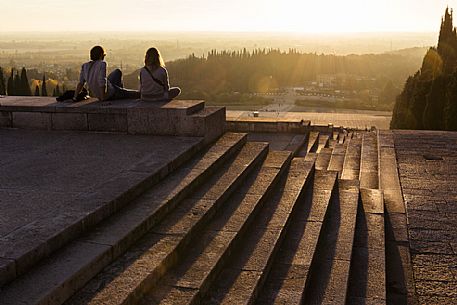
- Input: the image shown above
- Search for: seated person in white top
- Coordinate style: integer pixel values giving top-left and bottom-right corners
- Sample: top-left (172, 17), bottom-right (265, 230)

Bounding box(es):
top-left (139, 47), bottom-right (181, 101)
top-left (73, 45), bottom-right (139, 101)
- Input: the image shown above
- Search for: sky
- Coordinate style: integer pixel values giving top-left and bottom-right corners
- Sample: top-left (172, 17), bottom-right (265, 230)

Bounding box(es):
top-left (1, 0), bottom-right (457, 33)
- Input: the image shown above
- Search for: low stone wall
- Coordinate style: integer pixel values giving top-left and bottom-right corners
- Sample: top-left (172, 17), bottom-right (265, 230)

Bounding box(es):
top-left (227, 117), bottom-right (311, 133)
top-left (0, 97), bottom-right (226, 143)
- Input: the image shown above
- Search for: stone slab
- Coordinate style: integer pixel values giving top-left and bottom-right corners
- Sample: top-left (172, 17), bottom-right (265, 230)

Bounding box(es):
top-left (360, 188), bottom-right (384, 214)
top-left (393, 130), bottom-right (457, 302)
top-left (0, 258), bottom-right (16, 287)
top-left (0, 241), bottom-right (112, 305)
top-left (87, 113), bottom-right (128, 132)
top-left (0, 111), bottom-right (12, 127)
top-left (160, 99), bottom-right (205, 115)
top-left (12, 111), bottom-right (52, 129)
top-left (51, 112), bottom-right (88, 131)
top-left (247, 133), bottom-right (306, 153)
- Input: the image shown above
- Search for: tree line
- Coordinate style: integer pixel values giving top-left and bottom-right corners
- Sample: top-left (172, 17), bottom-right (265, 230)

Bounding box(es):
top-left (124, 47), bottom-right (420, 103)
top-left (391, 7), bottom-right (457, 130)
top-left (0, 67), bottom-right (62, 97)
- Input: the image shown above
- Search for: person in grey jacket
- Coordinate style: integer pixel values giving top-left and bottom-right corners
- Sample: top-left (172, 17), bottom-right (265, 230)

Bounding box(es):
top-left (74, 46), bottom-right (139, 101)
top-left (139, 47), bottom-right (181, 101)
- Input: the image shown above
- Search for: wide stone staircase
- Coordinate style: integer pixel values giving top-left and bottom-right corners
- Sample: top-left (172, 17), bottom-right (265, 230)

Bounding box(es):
top-left (0, 127), bottom-right (406, 305)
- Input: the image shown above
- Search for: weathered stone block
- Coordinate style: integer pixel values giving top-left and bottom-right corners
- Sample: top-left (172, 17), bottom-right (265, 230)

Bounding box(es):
top-left (174, 106), bottom-right (225, 143)
top-left (0, 258), bottom-right (16, 287)
top-left (52, 113), bottom-right (88, 131)
top-left (0, 111), bottom-right (12, 127)
top-left (254, 121), bottom-right (277, 133)
top-left (127, 107), bottom-right (176, 135)
top-left (200, 107), bottom-right (226, 143)
top-left (88, 113), bottom-right (127, 132)
top-left (160, 100), bottom-right (205, 115)
top-left (360, 188), bottom-right (384, 214)
top-left (12, 112), bottom-right (52, 130)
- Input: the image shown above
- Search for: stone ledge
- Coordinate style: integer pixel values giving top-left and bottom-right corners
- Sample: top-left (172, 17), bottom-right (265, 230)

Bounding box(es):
top-left (0, 97), bottom-right (205, 114)
top-left (226, 116), bottom-right (310, 133)
top-left (0, 97), bottom-right (225, 143)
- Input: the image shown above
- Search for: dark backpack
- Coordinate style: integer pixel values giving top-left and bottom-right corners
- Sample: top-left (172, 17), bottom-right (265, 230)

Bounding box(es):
top-left (56, 88), bottom-right (89, 102)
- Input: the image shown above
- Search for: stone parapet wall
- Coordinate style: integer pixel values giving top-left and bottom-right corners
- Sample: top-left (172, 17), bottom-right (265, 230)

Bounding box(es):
top-left (0, 97), bottom-right (225, 143)
top-left (227, 116), bottom-right (311, 133)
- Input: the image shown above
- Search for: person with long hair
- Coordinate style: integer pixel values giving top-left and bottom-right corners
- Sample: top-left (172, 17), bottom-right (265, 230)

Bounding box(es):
top-left (139, 47), bottom-right (181, 101)
top-left (74, 45), bottom-right (139, 101)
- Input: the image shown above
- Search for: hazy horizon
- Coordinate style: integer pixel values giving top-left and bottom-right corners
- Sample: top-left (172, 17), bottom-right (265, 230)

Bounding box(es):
top-left (0, 31), bottom-right (438, 56)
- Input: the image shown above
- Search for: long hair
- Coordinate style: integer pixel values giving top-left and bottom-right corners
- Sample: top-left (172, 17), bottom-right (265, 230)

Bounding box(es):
top-left (145, 47), bottom-right (165, 69)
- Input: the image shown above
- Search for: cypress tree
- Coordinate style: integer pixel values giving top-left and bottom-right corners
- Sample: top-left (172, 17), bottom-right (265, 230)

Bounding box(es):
top-left (445, 72), bottom-right (457, 130)
top-left (391, 7), bottom-right (457, 130)
top-left (55, 84), bottom-right (61, 96)
top-left (52, 88), bottom-right (56, 97)
top-left (41, 74), bottom-right (48, 96)
top-left (391, 75), bottom-right (420, 129)
top-left (14, 71), bottom-right (21, 95)
top-left (20, 67), bottom-right (32, 96)
top-left (422, 75), bottom-right (446, 130)
top-left (7, 68), bottom-right (14, 96)
top-left (0, 67), bottom-right (6, 95)
top-left (437, 8), bottom-right (457, 73)
top-left (34, 85), bottom-right (40, 96)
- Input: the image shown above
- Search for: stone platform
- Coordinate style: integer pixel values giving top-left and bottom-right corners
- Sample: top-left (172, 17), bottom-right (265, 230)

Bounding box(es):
top-left (0, 97), bottom-right (456, 305)
top-left (0, 129), bottom-right (204, 285)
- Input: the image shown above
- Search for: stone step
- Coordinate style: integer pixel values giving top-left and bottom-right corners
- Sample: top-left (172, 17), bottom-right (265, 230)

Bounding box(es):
top-left (246, 133), bottom-right (307, 155)
top-left (360, 132), bottom-right (379, 189)
top-left (347, 188), bottom-right (386, 304)
top-left (143, 151), bottom-right (292, 304)
top-left (341, 135), bottom-right (362, 180)
top-left (0, 134), bottom-right (207, 288)
top-left (0, 133), bottom-right (248, 305)
top-left (284, 134), bottom-right (309, 156)
top-left (64, 141), bottom-right (269, 305)
top-left (306, 131), bottom-right (319, 153)
top-left (338, 132), bottom-right (346, 144)
top-left (316, 134), bottom-right (329, 153)
top-left (302, 179), bottom-right (359, 304)
top-left (202, 158), bottom-right (316, 305)
top-left (327, 143), bottom-right (347, 173)
top-left (378, 130), bottom-right (413, 304)
top-left (315, 147), bottom-right (333, 170)
top-left (256, 169), bottom-right (338, 304)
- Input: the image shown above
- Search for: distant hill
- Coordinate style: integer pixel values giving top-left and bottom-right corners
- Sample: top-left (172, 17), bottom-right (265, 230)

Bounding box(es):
top-left (386, 47), bottom-right (429, 58)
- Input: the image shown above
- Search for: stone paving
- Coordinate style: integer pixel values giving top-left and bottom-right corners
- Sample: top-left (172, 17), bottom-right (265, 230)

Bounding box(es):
top-left (0, 128), bottom-right (201, 240)
top-left (393, 130), bottom-right (457, 305)
top-left (227, 110), bottom-right (392, 130)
